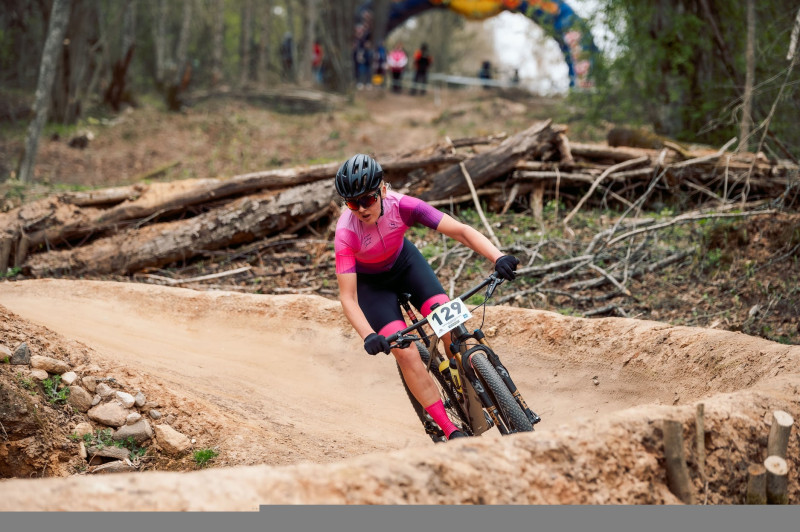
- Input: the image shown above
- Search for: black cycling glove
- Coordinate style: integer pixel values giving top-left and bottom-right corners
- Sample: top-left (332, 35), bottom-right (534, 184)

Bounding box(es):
top-left (494, 255), bottom-right (520, 281)
top-left (364, 333), bottom-right (391, 356)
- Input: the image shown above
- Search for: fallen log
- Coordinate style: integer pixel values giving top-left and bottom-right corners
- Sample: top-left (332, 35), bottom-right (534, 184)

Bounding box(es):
top-left (25, 181), bottom-right (338, 276)
top-left (6, 153), bottom-right (461, 259)
top-left (420, 120), bottom-right (553, 202)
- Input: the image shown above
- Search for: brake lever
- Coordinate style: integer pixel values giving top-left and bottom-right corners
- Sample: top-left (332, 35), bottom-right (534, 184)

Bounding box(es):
top-left (485, 274), bottom-right (504, 300)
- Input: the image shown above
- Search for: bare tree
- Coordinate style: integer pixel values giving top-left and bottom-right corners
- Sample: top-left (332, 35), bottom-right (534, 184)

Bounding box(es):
top-left (240, 0), bottom-right (253, 86)
top-left (211, 0), bottom-right (225, 86)
top-left (256, 1), bottom-right (273, 84)
top-left (17, 0), bottom-right (72, 184)
top-left (105, 0), bottom-right (138, 111)
top-left (152, 0), bottom-right (168, 87)
top-left (739, 0), bottom-right (755, 153)
top-left (299, 0), bottom-right (319, 85)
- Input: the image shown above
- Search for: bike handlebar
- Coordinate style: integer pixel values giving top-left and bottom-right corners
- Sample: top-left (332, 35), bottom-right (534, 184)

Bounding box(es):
top-left (386, 272), bottom-right (505, 345)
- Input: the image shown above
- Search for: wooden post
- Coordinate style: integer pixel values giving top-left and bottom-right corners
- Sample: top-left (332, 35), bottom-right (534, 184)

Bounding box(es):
top-left (14, 234), bottom-right (29, 269)
top-left (746, 463), bottom-right (767, 504)
top-left (765, 455), bottom-right (789, 504)
top-left (696, 404), bottom-right (706, 483)
top-left (663, 419), bottom-right (696, 504)
top-left (0, 237), bottom-right (11, 274)
top-left (767, 410), bottom-right (794, 459)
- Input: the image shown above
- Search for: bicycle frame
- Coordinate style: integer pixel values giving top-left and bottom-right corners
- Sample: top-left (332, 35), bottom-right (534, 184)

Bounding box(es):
top-left (388, 273), bottom-right (541, 436)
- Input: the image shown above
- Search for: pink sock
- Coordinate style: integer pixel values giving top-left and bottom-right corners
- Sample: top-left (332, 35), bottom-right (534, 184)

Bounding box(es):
top-left (424, 400), bottom-right (459, 438)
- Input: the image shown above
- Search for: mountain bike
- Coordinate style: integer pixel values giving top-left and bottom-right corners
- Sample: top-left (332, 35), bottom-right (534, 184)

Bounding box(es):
top-left (387, 272), bottom-right (541, 442)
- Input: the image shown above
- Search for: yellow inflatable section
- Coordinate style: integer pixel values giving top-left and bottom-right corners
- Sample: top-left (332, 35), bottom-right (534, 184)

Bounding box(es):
top-left (431, 0), bottom-right (560, 20)
top-left (431, 0), bottom-right (504, 20)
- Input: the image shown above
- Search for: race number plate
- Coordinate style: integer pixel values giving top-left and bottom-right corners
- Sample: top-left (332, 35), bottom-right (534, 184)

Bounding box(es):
top-left (427, 298), bottom-right (472, 337)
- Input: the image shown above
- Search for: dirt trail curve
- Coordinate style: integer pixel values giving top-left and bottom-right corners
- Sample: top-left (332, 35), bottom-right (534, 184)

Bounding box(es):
top-left (0, 279), bottom-right (798, 509)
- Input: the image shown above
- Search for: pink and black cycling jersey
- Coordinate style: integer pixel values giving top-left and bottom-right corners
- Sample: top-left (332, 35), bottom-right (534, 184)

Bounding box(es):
top-left (335, 190), bottom-right (444, 275)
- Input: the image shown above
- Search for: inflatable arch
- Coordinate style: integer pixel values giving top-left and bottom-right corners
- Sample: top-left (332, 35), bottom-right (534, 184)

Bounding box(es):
top-left (355, 0), bottom-right (597, 88)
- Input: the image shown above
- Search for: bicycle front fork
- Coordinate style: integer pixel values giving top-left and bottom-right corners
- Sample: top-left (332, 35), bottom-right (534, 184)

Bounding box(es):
top-left (451, 326), bottom-right (541, 428)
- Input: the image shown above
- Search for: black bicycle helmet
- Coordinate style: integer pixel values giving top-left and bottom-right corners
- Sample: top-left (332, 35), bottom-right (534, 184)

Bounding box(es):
top-left (334, 153), bottom-right (383, 199)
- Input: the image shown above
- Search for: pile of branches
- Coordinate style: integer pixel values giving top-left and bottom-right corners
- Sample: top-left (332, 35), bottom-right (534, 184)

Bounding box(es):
top-left (1, 119), bottom-right (797, 303)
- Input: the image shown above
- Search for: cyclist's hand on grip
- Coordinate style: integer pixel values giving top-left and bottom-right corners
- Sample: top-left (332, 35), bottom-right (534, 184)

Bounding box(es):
top-left (364, 333), bottom-right (391, 355)
top-left (494, 255), bottom-right (520, 281)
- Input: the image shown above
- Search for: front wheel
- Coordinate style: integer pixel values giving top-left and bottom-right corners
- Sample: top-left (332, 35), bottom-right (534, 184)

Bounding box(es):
top-left (469, 352), bottom-right (533, 433)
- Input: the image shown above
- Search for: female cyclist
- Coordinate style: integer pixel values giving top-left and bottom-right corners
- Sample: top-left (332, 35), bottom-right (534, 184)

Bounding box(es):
top-left (333, 154), bottom-right (519, 441)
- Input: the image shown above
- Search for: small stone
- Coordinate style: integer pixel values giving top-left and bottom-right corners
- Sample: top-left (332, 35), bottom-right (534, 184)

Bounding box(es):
top-left (67, 386), bottom-right (94, 412)
top-left (82, 376), bottom-right (97, 393)
top-left (30, 355), bottom-right (69, 374)
top-left (61, 371), bottom-right (79, 386)
top-left (134, 391), bottom-right (146, 408)
top-left (149, 409), bottom-right (162, 420)
top-left (30, 369), bottom-right (49, 381)
top-left (11, 342), bottom-right (31, 365)
top-left (87, 402), bottom-right (129, 427)
top-left (73, 421), bottom-right (94, 438)
top-left (116, 391), bottom-right (135, 408)
top-left (114, 419), bottom-right (153, 444)
top-left (91, 394), bottom-right (102, 406)
top-left (126, 412), bottom-right (142, 425)
top-left (96, 383), bottom-right (114, 398)
top-left (592, 376), bottom-right (600, 386)
top-left (78, 442), bottom-right (87, 459)
top-left (0, 344), bottom-right (11, 361)
top-left (154, 424), bottom-right (191, 455)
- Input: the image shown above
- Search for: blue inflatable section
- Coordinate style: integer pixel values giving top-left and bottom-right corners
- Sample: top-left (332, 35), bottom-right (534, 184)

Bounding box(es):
top-left (355, 0), bottom-right (597, 88)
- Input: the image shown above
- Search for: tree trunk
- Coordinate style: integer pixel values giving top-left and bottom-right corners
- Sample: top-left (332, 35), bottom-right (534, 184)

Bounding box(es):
top-left (152, 0), bottom-right (168, 88)
top-left (739, 0), bottom-right (755, 153)
top-left (256, 0), bottom-right (272, 85)
top-left (211, 0), bottom-right (225, 86)
top-left (370, 0), bottom-right (391, 47)
top-left (319, 1), bottom-right (358, 92)
top-left (105, 0), bottom-right (137, 111)
top-left (765, 455), bottom-right (789, 504)
top-left (25, 181), bottom-right (338, 276)
top-left (420, 120), bottom-right (553, 202)
top-left (298, 0), bottom-right (318, 85)
top-left (17, 0), bottom-right (72, 184)
top-left (239, 0), bottom-right (253, 87)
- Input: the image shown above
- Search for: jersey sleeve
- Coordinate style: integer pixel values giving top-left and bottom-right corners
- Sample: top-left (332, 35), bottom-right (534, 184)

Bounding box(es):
top-left (334, 227), bottom-right (359, 274)
top-left (398, 195), bottom-right (445, 230)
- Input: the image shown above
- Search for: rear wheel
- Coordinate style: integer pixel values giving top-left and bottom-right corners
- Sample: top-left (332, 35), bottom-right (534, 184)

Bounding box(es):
top-left (469, 352), bottom-right (532, 433)
top-left (397, 341), bottom-right (471, 443)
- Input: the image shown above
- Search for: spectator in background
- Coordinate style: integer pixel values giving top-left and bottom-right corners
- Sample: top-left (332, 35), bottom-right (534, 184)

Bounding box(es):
top-left (410, 43), bottom-right (432, 96)
top-left (280, 32), bottom-right (294, 81)
top-left (312, 40), bottom-right (324, 85)
top-left (478, 60), bottom-right (493, 89)
top-left (372, 41), bottom-right (387, 88)
top-left (387, 43), bottom-right (408, 93)
top-left (353, 40), bottom-right (373, 89)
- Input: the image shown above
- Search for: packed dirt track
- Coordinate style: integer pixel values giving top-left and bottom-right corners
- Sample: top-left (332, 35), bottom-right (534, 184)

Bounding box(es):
top-left (0, 278), bottom-right (798, 509)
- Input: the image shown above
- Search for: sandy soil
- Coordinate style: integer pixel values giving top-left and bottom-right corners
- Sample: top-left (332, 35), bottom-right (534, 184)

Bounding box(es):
top-left (1, 278), bottom-right (798, 508)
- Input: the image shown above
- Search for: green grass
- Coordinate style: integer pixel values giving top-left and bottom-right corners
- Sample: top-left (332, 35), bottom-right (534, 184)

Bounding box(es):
top-left (193, 448), bottom-right (219, 467)
top-left (42, 375), bottom-right (69, 404)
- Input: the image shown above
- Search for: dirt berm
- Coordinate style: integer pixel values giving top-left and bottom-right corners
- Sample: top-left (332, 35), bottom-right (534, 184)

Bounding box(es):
top-left (0, 279), bottom-right (798, 509)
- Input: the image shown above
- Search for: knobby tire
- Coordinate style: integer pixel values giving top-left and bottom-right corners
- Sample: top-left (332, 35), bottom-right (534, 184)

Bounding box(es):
top-left (469, 352), bottom-right (533, 433)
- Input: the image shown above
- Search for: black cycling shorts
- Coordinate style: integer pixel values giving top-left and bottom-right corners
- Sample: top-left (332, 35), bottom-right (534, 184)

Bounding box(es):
top-left (357, 238), bottom-right (450, 337)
